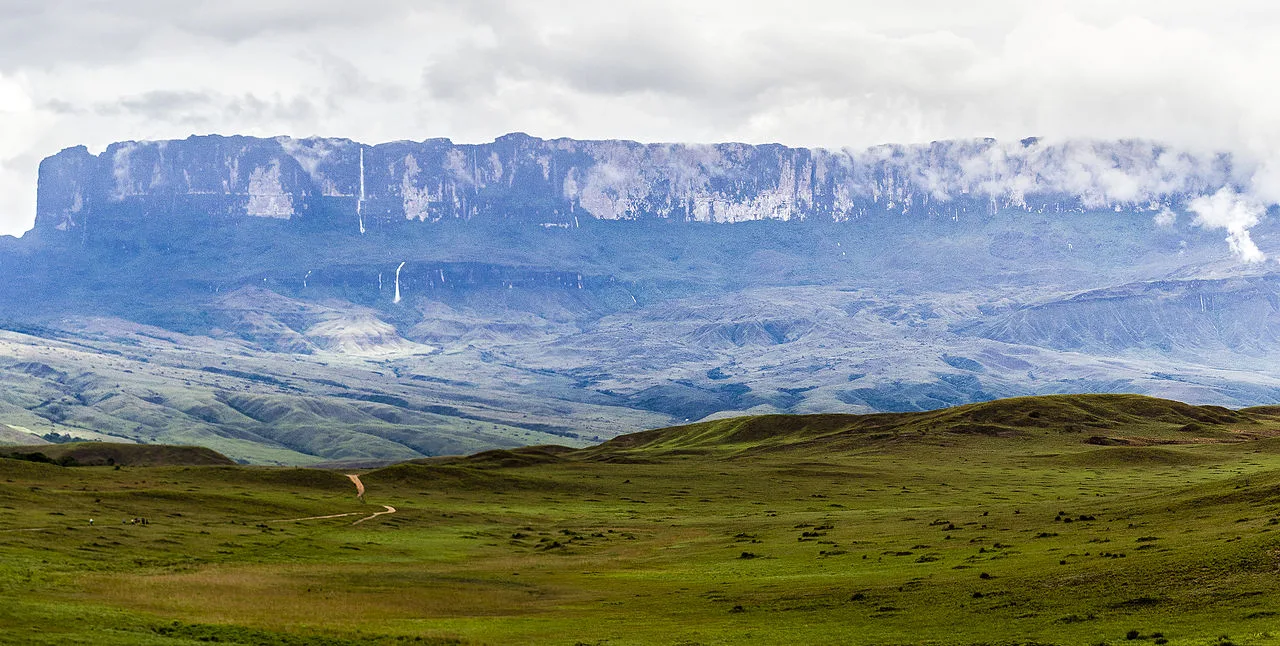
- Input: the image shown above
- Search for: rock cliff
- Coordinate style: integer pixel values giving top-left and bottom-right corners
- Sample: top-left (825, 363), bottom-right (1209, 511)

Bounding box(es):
top-left (35, 133), bottom-right (1241, 234)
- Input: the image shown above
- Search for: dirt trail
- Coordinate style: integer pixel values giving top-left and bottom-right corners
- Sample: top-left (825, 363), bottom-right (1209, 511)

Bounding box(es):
top-left (352, 505), bottom-right (396, 525)
top-left (346, 474), bottom-right (366, 499)
top-left (345, 474), bottom-right (395, 524)
top-left (274, 473), bottom-right (394, 525)
top-left (271, 512), bottom-right (361, 523)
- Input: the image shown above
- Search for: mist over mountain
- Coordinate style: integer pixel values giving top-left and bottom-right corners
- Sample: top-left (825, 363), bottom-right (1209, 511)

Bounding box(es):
top-left (4, 132), bottom-right (1280, 464)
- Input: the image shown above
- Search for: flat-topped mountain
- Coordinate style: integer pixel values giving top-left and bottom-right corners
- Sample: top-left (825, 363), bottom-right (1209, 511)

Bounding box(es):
top-left (36, 133), bottom-right (1236, 235)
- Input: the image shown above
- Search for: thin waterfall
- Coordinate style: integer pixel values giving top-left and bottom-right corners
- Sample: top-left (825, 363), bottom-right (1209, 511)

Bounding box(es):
top-left (357, 146), bottom-right (366, 235)
top-left (393, 261), bottom-right (406, 304)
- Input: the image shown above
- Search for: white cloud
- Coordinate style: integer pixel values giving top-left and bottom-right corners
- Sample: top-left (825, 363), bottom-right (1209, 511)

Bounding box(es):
top-left (1187, 188), bottom-right (1267, 263)
top-left (4, 1), bottom-right (1280, 242)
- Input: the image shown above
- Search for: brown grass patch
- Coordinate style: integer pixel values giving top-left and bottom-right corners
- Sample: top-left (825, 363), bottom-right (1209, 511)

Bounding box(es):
top-left (75, 563), bottom-right (563, 629)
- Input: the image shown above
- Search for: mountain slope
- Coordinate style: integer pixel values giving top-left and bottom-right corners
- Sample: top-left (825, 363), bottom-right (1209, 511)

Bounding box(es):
top-left (575, 394), bottom-right (1275, 458)
top-left (974, 273), bottom-right (1280, 356)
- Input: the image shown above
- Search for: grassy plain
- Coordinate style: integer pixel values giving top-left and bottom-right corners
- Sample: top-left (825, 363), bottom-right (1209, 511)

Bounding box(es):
top-left (4, 395), bottom-right (1280, 645)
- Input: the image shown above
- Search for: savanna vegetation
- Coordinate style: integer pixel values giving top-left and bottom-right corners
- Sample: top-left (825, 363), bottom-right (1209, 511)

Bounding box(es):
top-left (4, 394), bottom-right (1280, 645)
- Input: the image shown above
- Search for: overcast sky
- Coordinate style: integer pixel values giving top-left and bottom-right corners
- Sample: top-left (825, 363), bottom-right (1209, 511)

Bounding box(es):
top-left (2, 1), bottom-right (1280, 236)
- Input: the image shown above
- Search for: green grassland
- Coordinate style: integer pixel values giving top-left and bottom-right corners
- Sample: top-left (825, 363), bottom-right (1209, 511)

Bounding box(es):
top-left (5, 394), bottom-right (1280, 645)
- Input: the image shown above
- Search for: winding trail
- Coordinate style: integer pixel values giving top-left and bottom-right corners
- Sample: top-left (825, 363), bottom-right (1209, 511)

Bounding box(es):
top-left (352, 505), bottom-right (397, 525)
top-left (271, 512), bottom-right (361, 523)
top-left (272, 473), bottom-right (395, 525)
top-left (344, 474), bottom-right (395, 524)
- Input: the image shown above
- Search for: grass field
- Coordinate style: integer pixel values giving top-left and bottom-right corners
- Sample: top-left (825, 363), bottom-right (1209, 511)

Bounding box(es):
top-left (4, 395), bottom-right (1280, 645)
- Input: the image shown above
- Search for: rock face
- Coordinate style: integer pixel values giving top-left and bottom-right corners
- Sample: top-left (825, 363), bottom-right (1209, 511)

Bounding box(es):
top-left (35, 134), bottom-right (1240, 234)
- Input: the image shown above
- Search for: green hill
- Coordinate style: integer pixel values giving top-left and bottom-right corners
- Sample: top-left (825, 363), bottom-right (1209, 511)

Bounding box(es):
top-left (577, 393), bottom-right (1276, 458)
top-left (0, 442), bottom-right (237, 467)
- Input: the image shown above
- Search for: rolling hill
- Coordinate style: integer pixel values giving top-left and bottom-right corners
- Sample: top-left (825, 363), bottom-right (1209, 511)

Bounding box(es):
top-left (5, 394), bottom-right (1280, 644)
top-left (0, 442), bottom-right (236, 467)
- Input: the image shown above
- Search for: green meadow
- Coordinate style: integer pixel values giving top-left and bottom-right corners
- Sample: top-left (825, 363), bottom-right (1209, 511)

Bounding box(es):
top-left (4, 394), bottom-right (1280, 645)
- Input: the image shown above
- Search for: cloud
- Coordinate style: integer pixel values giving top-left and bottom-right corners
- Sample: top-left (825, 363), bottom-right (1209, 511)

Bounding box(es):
top-left (0, 0), bottom-right (420, 68)
top-left (1187, 188), bottom-right (1267, 263)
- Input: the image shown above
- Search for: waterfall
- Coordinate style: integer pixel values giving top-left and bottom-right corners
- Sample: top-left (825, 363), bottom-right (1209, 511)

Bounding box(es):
top-left (357, 146), bottom-right (366, 235)
top-left (393, 261), bottom-right (406, 304)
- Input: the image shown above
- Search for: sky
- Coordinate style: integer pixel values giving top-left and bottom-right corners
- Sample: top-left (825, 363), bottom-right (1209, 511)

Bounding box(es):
top-left (3, 1), bottom-right (1280, 237)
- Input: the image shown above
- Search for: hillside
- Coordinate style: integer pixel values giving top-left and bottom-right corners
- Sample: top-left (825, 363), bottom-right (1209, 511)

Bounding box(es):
top-left (2, 394), bottom-right (1264, 471)
top-left (0, 424), bottom-right (47, 445)
top-left (564, 393), bottom-right (1278, 458)
top-left (0, 441), bottom-right (236, 466)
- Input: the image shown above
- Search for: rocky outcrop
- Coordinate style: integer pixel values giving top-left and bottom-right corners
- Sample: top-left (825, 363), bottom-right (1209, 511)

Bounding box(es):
top-left (35, 133), bottom-right (1240, 234)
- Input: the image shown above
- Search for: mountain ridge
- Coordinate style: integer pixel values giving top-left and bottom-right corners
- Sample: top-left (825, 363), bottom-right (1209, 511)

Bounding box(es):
top-left (34, 133), bottom-right (1242, 237)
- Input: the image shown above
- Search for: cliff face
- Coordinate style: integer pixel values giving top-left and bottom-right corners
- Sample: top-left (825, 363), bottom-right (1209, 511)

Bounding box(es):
top-left (34, 133), bottom-right (1241, 234)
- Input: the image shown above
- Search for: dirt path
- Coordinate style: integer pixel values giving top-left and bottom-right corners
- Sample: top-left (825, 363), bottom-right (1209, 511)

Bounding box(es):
top-left (270, 512), bottom-right (361, 523)
top-left (346, 472), bottom-right (396, 524)
top-left (346, 473), bottom-right (366, 499)
top-left (352, 505), bottom-right (396, 525)
top-left (273, 473), bottom-right (394, 525)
